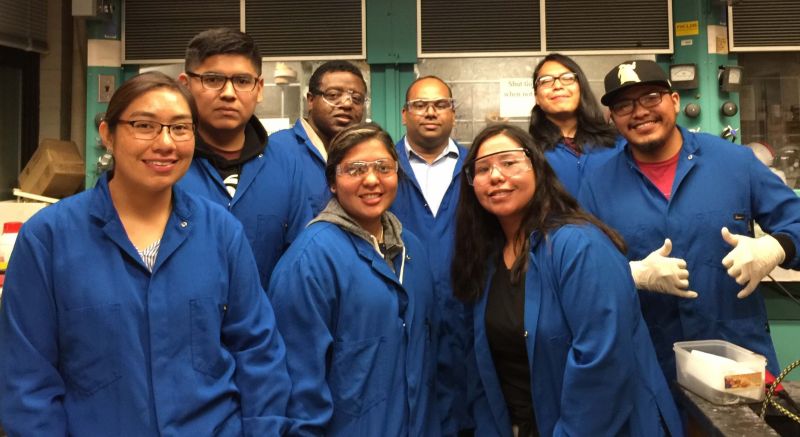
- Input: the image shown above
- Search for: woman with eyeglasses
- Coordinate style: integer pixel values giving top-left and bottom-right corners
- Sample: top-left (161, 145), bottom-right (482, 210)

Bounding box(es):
top-left (530, 53), bottom-right (622, 197)
top-left (453, 123), bottom-right (682, 436)
top-left (0, 72), bottom-right (293, 435)
top-left (268, 123), bottom-right (439, 435)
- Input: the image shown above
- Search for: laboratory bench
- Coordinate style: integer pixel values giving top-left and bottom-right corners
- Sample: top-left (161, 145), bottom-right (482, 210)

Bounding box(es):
top-left (678, 381), bottom-right (800, 436)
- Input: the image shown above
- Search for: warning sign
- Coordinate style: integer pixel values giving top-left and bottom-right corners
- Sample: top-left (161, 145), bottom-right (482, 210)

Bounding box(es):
top-left (676, 21), bottom-right (699, 37)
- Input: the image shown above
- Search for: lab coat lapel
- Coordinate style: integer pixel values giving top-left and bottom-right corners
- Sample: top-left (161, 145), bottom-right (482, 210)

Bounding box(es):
top-left (149, 188), bottom-right (193, 274)
top-left (90, 175), bottom-right (151, 272)
top-left (397, 139), bottom-right (424, 194)
top-left (523, 244), bottom-right (543, 396)
top-left (352, 234), bottom-right (404, 288)
top-left (474, 260), bottom-right (513, 432)
top-left (670, 127), bottom-right (700, 200)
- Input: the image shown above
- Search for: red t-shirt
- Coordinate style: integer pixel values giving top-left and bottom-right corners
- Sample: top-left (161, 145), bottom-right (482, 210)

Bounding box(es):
top-left (635, 151), bottom-right (680, 199)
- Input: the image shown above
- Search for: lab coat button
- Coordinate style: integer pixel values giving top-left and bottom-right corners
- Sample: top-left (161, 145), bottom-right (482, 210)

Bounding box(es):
top-left (258, 153), bottom-right (264, 158)
top-left (688, 154), bottom-right (694, 160)
top-left (523, 330), bottom-right (528, 337)
top-left (180, 221), bottom-right (188, 228)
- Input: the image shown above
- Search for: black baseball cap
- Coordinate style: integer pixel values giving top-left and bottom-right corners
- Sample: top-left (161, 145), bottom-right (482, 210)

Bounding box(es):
top-left (601, 60), bottom-right (672, 106)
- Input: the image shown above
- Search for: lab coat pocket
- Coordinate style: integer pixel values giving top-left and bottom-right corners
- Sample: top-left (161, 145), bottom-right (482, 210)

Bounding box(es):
top-left (329, 336), bottom-right (387, 417)
top-left (693, 209), bottom-right (750, 267)
top-left (61, 303), bottom-right (122, 396)
top-left (190, 298), bottom-right (227, 378)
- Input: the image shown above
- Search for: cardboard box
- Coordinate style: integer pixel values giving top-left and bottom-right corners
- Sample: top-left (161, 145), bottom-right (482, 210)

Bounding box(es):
top-left (18, 139), bottom-right (84, 198)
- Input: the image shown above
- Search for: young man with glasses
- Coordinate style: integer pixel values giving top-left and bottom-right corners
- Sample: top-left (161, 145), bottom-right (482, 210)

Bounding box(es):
top-left (270, 60), bottom-right (368, 215)
top-left (578, 59), bottom-right (800, 387)
top-left (177, 28), bottom-right (311, 287)
top-left (389, 76), bottom-right (471, 436)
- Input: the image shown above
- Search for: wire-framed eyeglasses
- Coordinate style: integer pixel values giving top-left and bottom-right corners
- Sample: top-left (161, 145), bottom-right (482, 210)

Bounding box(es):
top-left (535, 72), bottom-right (577, 89)
top-left (609, 91), bottom-right (672, 116)
top-left (117, 119), bottom-right (195, 142)
top-left (185, 71), bottom-right (260, 92)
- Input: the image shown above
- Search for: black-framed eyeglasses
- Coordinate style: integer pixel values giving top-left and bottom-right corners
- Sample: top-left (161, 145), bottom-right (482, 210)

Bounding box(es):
top-left (312, 88), bottom-right (369, 106)
top-left (465, 148), bottom-right (532, 186)
top-left (336, 159), bottom-right (398, 178)
top-left (185, 71), bottom-right (260, 92)
top-left (405, 98), bottom-right (455, 115)
top-left (609, 91), bottom-right (672, 116)
top-left (535, 72), bottom-right (577, 89)
top-left (117, 119), bottom-right (195, 142)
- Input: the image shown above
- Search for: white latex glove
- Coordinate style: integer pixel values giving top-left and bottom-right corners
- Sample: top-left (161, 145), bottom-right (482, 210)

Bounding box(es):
top-left (629, 239), bottom-right (698, 298)
top-left (721, 227), bottom-right (785, 299)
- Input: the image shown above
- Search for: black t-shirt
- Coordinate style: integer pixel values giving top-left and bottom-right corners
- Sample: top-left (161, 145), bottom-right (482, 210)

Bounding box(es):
top-left (485, 255), bottom-right (538, 436)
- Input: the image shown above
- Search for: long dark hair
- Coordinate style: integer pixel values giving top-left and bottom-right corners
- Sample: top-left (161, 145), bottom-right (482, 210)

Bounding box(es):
top-left (529, 53), bottom-right (617, 151)
top-left (452, 123), bottom-right (625, 303)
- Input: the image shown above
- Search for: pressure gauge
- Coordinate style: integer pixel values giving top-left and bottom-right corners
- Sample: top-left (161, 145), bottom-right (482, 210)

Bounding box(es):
top-left (669, 64), bottom-right (699, 90)
top-left (720, 66), bottom-right (744, 92)
top-left (728, 68), bottom-right (742, 85)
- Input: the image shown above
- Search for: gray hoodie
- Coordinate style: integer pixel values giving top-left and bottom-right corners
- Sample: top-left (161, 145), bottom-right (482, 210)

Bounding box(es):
top-left (310, 197), bottom-right (405, 275)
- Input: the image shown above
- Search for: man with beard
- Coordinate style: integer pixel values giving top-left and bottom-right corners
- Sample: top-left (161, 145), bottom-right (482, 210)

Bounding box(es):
top-left (389, 76), bottom-right (469, 436)
top-left (578, 60), bottom-right (800, 384)
top-left (177, 28), bottom-right (311, 287)
top-left (270, 61), bottom-right (368, 215)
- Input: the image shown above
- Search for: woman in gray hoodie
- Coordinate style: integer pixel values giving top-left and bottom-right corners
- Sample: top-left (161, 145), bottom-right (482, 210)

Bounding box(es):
top-left (267, 123), bottom-right (441, 436)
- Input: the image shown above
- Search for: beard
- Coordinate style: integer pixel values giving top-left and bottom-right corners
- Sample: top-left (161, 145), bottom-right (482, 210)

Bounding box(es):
top-left (630, 138), bottom-right (666, 155)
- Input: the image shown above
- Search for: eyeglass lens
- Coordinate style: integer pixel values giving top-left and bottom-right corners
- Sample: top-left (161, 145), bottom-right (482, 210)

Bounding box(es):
top-left (320, 89), bottom-right (367, 106)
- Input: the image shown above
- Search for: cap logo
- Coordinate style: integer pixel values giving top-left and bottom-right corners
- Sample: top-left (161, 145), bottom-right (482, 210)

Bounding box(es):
top-left (617, 62), bottom-right (640, 85)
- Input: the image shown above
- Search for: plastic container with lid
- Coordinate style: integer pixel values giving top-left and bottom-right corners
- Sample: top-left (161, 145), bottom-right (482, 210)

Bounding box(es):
top-left (0, 221), bottom-right (22, 271)
top-left (674, 339), bottom-right (766, 405)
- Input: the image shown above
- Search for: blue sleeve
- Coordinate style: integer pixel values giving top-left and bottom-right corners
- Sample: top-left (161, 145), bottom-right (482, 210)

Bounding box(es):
top-left (549, 230), bottom-right (638, 436)
top-left (224, 227), bottom-right (292, 436)
top-left (464, 305), bottom-right (502, 437)
top-left (0, 225), bottom-right (68, 435)
top-left (268, 249), bottom-right (336, 436)
top-left (747, 151), bottom-right (800, 268)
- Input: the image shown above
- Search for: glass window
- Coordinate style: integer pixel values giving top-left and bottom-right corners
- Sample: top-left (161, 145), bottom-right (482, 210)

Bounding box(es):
top-left (739, 53), bottom-right (800, 188)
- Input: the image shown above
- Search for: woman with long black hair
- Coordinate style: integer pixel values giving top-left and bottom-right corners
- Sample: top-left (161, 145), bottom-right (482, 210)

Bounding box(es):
top-left (453, 123), bottom-right (682, 436)
top-left (529, 53), bottom-right (622, 196)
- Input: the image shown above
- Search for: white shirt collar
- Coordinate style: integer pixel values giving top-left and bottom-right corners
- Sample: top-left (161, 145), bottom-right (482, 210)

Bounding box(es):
top-left (404, 137), bottom-right (459, 164)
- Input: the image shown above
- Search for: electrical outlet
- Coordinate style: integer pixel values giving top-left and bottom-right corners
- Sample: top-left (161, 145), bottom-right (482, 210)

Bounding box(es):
top-left (98, 75), bottom-right (115, 103)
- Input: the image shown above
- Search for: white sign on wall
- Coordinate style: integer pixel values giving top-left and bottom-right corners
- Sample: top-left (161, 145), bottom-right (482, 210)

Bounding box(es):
top-left (500, 78), bottom-right (535, 118)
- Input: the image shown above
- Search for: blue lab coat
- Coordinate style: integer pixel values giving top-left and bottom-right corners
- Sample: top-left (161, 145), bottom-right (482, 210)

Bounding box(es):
top-left (468, 225), bottom-right (683, 436)
top-left (389, 137), bottom-right (471, 435)
top-left (269, 119), bottom-right (330, 216)
top-left (178, 131), bottom-right (312, 288)
top-left (544, 136), bottom-right (625, 197)
top-left (579, 127), bottom-right (800, 380)
top-left (0, 174), bottom-right (292, 436)
top-left (268, 218), bottom-right (439, 436)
